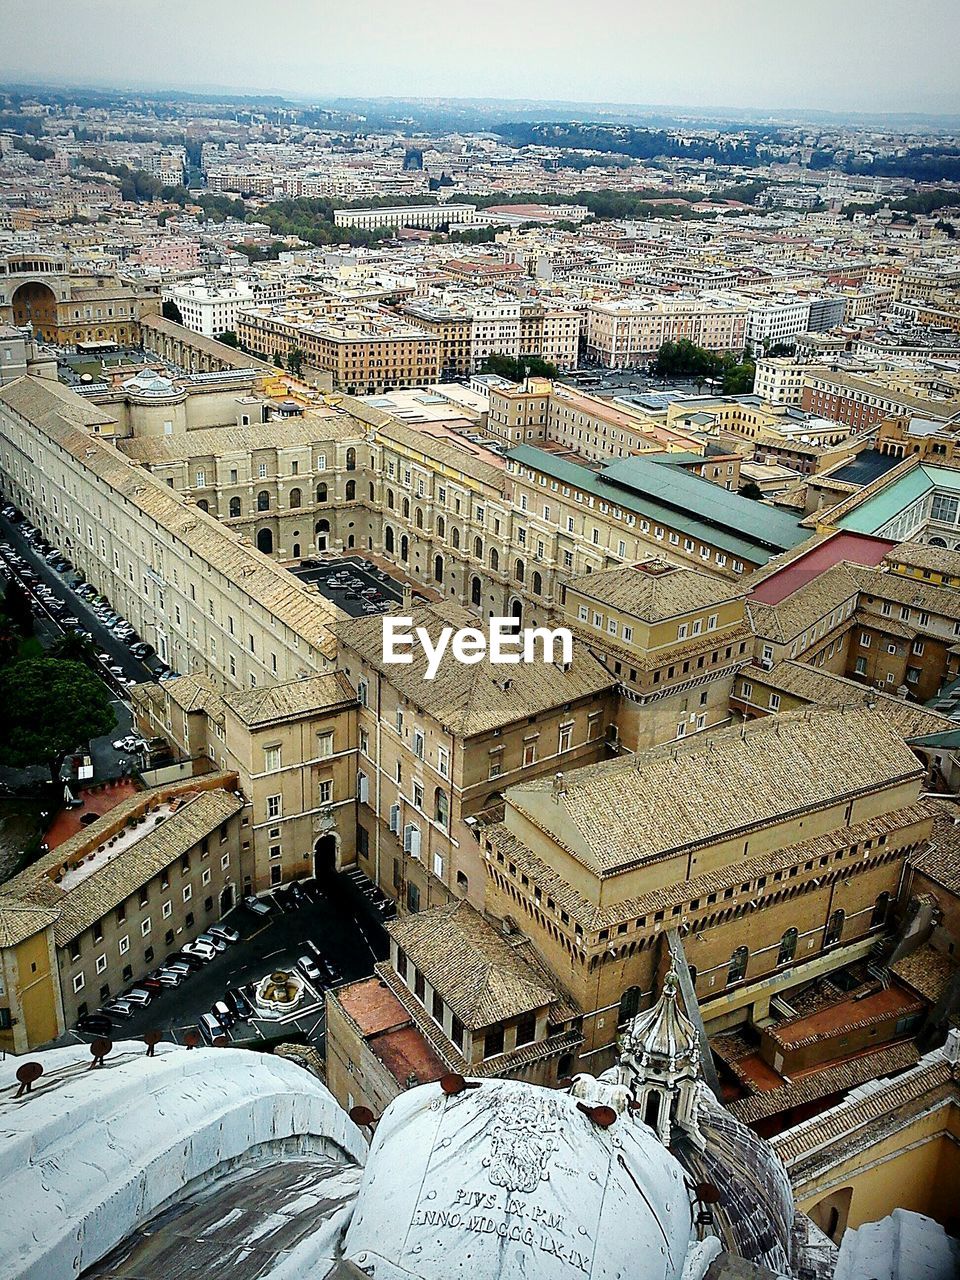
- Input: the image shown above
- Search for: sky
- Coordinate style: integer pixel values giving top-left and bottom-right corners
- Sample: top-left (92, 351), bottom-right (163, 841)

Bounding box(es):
top-left (3, 0), bottom-right (960, 118)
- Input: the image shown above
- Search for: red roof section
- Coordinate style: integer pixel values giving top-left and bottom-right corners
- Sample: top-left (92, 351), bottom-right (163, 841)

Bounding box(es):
top-left (750, 532), bottom-right (895, 606)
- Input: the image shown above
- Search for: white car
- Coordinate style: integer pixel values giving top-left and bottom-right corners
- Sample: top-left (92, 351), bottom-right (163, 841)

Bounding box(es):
top-left (196, 932), bottom-right (227, 953)
top-left (181, 940), bottom-right (218, 962)
top-left (207, 924), bottom-right (240, 945)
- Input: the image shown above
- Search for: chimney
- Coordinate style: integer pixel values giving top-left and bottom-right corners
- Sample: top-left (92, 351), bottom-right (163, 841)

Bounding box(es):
top-left (552, 771), bottom-right (566, 801)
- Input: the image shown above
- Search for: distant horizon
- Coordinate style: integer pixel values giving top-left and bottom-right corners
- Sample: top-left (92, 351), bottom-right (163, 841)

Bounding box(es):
top-left (3, 76), bottom-right (960, 131)
top-left (5, 0), bottom-right (960, 119)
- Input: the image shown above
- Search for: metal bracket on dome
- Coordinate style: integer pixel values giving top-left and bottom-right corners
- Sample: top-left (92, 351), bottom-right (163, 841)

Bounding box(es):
top-left (666, 928), bottom-right (722, 1100)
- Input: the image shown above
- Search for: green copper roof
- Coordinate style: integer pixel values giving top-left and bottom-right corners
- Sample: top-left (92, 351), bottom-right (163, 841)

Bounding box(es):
top-left (506, 446), bottom-right (808, 564)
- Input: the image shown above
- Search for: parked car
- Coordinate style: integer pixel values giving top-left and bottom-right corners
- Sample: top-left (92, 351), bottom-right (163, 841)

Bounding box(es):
top-left (76, 1013), bottom-right (113, 1035)
top-left (242, 894), bottom-right (271, 916)
top-left (296, 954), bottom-right (323, 985)
top-left (198, 1011), bottom-right (224, 1042)
top-left (212, 999), bottom-right (235, 1028)
top-left (101, 998), bottom-right (134, 1018)
top-left (122, 987), bottom-right (153, 1006)
top-left (162, 958), bottom-right (193, 977)
top-left (130, 642), bottom-right (154, 659)
top-left (196, 931), bottom-right (227, 953)
top-left (319, 955), bottom-right (342, 986)
top-left (207, 923), bottom-right (240, 945)
top-left (174, 949), bottom-right (208, 970)
top-left (225, 987), bottom-right (253, 1020)
top-left (181, 940), bottom-right (218, 962)
top-left (155, 968), bottom-right (185, 987)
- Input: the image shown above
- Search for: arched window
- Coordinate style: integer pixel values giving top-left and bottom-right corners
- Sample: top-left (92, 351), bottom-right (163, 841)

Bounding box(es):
top-left (515, 558), bottom-right (525, 583)
top-left (256, 490), bottom-right (270, 511)
top-left (345, 480), bottom-right (356, 501)
top-left (196, 499), bottom-right (209, 512)
top-left (871, 892), bottom-right (891, 928)
top-left (436, 515), bottom-right (444, 538)
top-left (489, 547), bottom-right (499, 572)
top-left (452, 527), bottom-right (460, 550)
top-left (727, 946), bottom-right (748, 985)
top-left (369, 483), bottom-right (375, 501)
top-left (688, 965), bottom-right (698, 989)
top-left (228, 496), bottom-right (241, 518)
top-left (618, 986), bottom-right (641, 1025)
top-left (777, 928), bottom-right (798, 966)
top-left (434, 788), bottom-right (449, 829)
top-left (289, 487), bottom-right (302, 509)
top-left (824, 909), bottom-right (845, 946)
top-left (471, 575), bottom-right (481, 605)
top-left (532, 570), bottom-right (542, 595)
top-left (316, 482), bottom-right (328, 503)
top-left (386, 488), bottom-right (394, 508)
top-left (474, 536), bottom-right (483, 560)
top-left (415, 507), bottom-right (423, 529)
top-left (385, 526), bottom-right (395, 554)
top-left (345, 447), bottom-right (356, 471)
top-left (402, 497), bottom-right (410, 519)
top-left (434, 554), bottom-right (444, 583)
top-left (400, 535), bottom-right (409, 562)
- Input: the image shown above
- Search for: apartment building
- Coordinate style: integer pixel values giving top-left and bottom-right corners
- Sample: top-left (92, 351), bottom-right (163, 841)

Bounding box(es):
top-left (133, 672), bottom-right (358, 891)
top-left (584, 295), bottom-right (748, 367)
top-left (754, 357), bottom-right (809, 406)
top-left (802, 371), bottom-right (959, 431)
top-left (559, 558), bottom-right (753, 749)
top-left (482, 704), bottom-right (933, 1070)
top-left (0, 377), bottom-right (339, 687)
top-left (236, 306), bottom-right (443, 394)
top-left (0, 774), bottom-right (244, 1053)
top-left (334, 601), bottom-right (617, 914)
top-left (163, 279), bottom-right (257, 338)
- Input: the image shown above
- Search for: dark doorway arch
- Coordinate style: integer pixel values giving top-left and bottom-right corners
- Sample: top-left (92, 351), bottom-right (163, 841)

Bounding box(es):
top-left (434, 554), bottom-right (444, 583)
top-left (471, 575), bottom-right (482, 605)
top-left (314, 833), bottom-right (338, 877)
top-left (256, 528), bottom-right (273, 554)
top-left (219, 884), bottom-right (234, 915)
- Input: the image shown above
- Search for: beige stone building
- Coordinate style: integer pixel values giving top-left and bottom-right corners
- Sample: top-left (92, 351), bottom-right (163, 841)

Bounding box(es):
top-left (481, 704), bottom-right (931, 1072)
top-left (0, 774), bottom-right (244, 1053)
top-left (559, 558), bottom-right (752, 750)
top-left (133, 672), bottom-right (358, 891)
top-left (334, 600), bottom-right (617, 914)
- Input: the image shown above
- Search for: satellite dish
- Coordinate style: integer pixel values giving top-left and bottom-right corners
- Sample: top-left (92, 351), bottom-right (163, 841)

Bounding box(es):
top-left (15, 1061), bottom-right (43, 1097)
top-left (349, 1105), bottom-right (376, 1128)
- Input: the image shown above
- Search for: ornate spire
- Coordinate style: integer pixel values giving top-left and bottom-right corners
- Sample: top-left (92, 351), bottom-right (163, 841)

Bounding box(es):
top-left (618, 967), bottom-right (704, 1149)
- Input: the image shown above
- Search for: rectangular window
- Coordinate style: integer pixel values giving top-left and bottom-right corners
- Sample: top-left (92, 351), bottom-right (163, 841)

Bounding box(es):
top-left (437, 746), bottom-right (450, 778)
top-left (73, 972), bottom-right (85, 993)
top-left (263, 746), bottom-right (281, 772)
top-left (267, 794), bottom-right (281, 819)
top-left (319, 778), bottom-right (333, 804)
top-left (182, 884), bottom-right (192, 903)
top-left (118, 936), bottom-right (129, 955)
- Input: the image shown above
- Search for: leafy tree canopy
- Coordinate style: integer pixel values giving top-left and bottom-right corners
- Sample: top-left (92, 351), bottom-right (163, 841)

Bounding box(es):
top-left (0, 658), bottom-right (116, 781)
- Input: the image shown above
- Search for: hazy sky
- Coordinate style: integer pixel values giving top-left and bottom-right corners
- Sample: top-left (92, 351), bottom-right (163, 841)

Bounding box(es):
top-left (4, 0), bottom-right (959, 116)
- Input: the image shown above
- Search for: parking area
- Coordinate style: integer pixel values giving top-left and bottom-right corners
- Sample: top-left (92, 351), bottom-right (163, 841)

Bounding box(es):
top-left (64, 875), bottom-right (390, 1053)
top-left (291, 554), bottom-right (412, 618)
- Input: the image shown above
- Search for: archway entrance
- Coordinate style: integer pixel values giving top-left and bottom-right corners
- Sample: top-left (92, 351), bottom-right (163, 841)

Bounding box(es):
top-left (12, 281), bottom-right (57, 335)
top-left (314, 833), bottom-right (338, 878)
top-left (256, 527), bottom-right (273, 554)
top-left (219, 884), bottom-right (234, 915)
top-left (316, 520), bottom-right (330, 552)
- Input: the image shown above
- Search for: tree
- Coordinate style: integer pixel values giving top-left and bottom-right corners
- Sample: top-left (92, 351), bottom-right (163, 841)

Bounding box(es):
top-left (2, 578), bottom-right (34, 636)
top-left (216, 330), bottom-right (239, 347)
top-left (480, 353), bottom-right (558, 381)
top-left (739, 480), bottom-right (764, 501)
top-left (286, 347), bottom-right (305, 378)
top-left (0, 658), bottom-right (116, 782)
top-left (49, 630), bottom-right (95, 662)
top-left (722, 360), bottom-right (756, 395)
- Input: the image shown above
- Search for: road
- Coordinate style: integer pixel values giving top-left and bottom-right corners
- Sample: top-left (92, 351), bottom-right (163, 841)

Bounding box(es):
top-left (62, 876), bottom-right (389, 1052)
top-left (0, 510), bottom-right (166, 784)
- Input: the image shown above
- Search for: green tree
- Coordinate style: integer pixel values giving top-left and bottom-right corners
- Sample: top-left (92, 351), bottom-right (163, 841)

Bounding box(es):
top-left (286, 347), bottom-right (305, 377)
top-left (0, 658), bottom-right (116, 782)
top-left (273, 350), bottom-right (285, 368)
top-left (722, 360), bottom-right (756, 395)
top-left (2, 578), bottom-right (34, 636)
top-left (739, 480), bottom-right (764, 501)
top-left (216, 330), bottom-right (239, 347)
top-left (480, 353), bottom-right (558, 381)
top-left (49, 630), bottom-right (95, 662)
